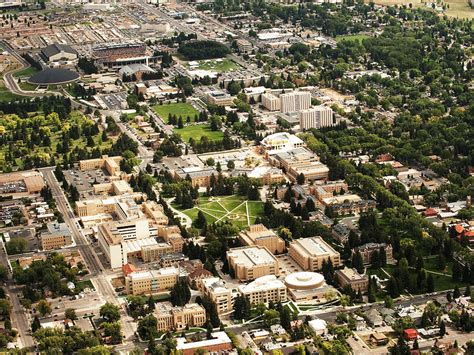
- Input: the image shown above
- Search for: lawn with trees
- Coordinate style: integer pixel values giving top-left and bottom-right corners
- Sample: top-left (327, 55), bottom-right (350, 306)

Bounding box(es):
top-left (178, 40), bottom-right (231, 60)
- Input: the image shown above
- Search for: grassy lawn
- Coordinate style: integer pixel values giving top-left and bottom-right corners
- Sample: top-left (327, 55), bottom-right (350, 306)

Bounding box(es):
top-left (13, 66), bottom-right (39, 78)
top-left (180, 195), bottom-right (264, 228)
top-left (76, 280), bottom-right (95, 292)
top-left (186, 58), bottom-right (239, 72)
top-left (430, 273), bottom-right (467, 292)
top-left (0, 81), bottom-right (21, 102)
top-left (18, 81), bottom-right (38, 91)
top-left (422, 257), bottom-right (453, 275)
top-left (175, 124), bottom-right (224, 143)
top-left (153, 103), bottom-right (199, 123)
top-left (336, 34), bottom-right (371, 43)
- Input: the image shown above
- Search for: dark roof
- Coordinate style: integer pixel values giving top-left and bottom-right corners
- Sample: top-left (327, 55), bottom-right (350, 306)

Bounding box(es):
top-left (28, 68), bottom-right (80, 85)
top-left (41, 43), bottom-right (77, 59)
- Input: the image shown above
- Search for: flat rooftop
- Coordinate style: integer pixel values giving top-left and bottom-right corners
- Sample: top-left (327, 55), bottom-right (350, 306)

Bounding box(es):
top-left (227, 246), bottom-right (277, 267)
top-left (291, 237), bottom-right (338, 257)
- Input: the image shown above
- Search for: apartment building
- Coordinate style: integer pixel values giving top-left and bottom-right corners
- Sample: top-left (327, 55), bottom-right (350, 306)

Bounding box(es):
top-left (155, 302), bottom-right (206, 332)
top-left (261, 93), bottom-right (280, 111)
top-left (238, 224), bottom-right (286, 254)
top-left (298, 106), bottom-right (335, 130)
top-left (280, 91), bottom-right (311, 113)
top-left (288, 236), bottom-right (341, 271)
top-left (41, 222), bottom-right (72, 250)
top-left (227, 246), bottom-right (280, 281)
top-left (335, 267), bottom-right (369, 293)
top-left (79, 155), bottom-right (122, 176)
top-left (238, 275), bottom-right (287, 305)
top-left (352, 243), bottom-right (394, 265)
top-left (124, 267), bottom-right (179, 295)
top-left (201, 277), bottom-right (233, 315)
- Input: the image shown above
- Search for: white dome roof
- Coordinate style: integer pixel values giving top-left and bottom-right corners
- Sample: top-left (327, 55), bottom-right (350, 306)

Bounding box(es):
top-left (284, 272), bottom-right (325, 290)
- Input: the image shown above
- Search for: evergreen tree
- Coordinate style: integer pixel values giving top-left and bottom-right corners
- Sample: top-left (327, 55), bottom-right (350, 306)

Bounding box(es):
top-left (31, 315), bottom-right (41, 332)
top-left (170, 279), bottom-right (191, 306)
top-left (427, 274), bottom-right (435, 293)
top-left (439, 320), bottom-right (446, 336)
top-left (352, 251), bottom-right (364, 274)
top-left (453, 285), bottom-right (461, 299)
top-left (464, 285), bottom-right (471, 297)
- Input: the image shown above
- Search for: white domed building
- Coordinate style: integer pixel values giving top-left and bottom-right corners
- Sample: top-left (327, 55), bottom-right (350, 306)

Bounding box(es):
top-left (284, 271), bottom-right (334, 302)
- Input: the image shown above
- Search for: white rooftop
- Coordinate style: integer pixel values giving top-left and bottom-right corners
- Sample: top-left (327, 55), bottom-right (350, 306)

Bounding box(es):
top-left (239, 275), bottom-right (285, 294)
top-left (228, 246), bottom-right (277, 267)
top-left (176, 332), bottom-right (231, 351)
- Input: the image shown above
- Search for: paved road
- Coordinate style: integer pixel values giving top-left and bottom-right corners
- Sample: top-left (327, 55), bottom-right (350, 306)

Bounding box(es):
top-left (0, 241), bottom-right (34, 349)
top-left (40, 168), bottom-right (136, 342)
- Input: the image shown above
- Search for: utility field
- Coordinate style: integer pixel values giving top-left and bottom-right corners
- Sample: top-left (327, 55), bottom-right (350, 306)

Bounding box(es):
top-left (153, 103), bottom-right (199, 123)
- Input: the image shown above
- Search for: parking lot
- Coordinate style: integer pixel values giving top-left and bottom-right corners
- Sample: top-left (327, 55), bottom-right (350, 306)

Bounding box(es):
top-left (64, 168), bottom-right (112, 198)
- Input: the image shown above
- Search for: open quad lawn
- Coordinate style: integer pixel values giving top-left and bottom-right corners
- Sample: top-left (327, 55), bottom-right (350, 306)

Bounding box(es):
top-left (180, 195), bottom-right (264, 228)
top-left (174, 124), bottom-right (224, 143)
top-left (153, 103), bottom-right (199, 123)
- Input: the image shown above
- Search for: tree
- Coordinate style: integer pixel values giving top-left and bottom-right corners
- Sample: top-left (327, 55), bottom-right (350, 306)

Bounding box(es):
top-left (280, 306), bottom-right (291, 332)
top-left (31, 315), bottom-right (41, 332)
top-left (100, 302), bottom-right (121, 322)
top-left (0, 266), bottom-right (8, 282)
top-left (233, 295), bottom-right (250, 320)
top-left (6, 238), bottom-right (27, 255)
top-left (384, 295), bottom-right (394, 308)
top-left (65, 308), bottom-right (77, 321)
top-left (194, 210), bottom-right (207, 229)
top-left (227, 160), bottom-right (235, 170)
top-left (439, 320), bottom-right (446, 337)
top-left (352, 251), bottom-right (364, 274)
top-left (296, 173), bottom-right (305, 185)
top-left (37, 299), bottom-right (51, 316)
top-left (427, 274), bottom-right (435, 293)
top-left (170, 279), bottom-right (191, 307)
top-left (453, 285), bottom-right (461, 299)
top-left (102, 321), bottom-right (122, 344)
top-left (137, 315), bottom-right (158, 340)
top-left (464, 285), bottom-right (471, 297)
top-left (263, 309), bottom-right (280, 328)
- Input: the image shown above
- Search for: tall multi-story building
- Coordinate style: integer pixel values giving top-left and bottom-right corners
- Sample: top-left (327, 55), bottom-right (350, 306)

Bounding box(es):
top-left (288, 236), bottom-right (341, 271)
top-left (124, 267), bottom-right (179, 295)
top-left (238, 224), bottom-right (286, 254)
top-left (298, 106), bottom-right (335, 130)
top-left (280, 91), bottom-right (311, 113)
top-left (201, 277), bottom-right (233, 315)
top-left (261, 93), bottom-right (281, 111)
top-left (335, 267), bottom-right (369, 293)
top-left (238, 275), bottom-right (287, 305)
top-left (227, 246), bottom-right (280, 281)
top-left (155, 302), bottom-right (206, 331)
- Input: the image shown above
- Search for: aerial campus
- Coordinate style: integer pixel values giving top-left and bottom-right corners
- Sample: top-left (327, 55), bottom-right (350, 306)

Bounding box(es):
top-left (0, 0), bottom-right (472, 354)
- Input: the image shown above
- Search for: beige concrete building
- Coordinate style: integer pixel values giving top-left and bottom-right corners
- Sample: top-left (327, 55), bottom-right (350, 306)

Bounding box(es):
top-left (335, 267), bottom-right (369, 293)
top-left (201, 277), bottom-right (233, 315)
top-left (204, 90), bottom-right (234, 106)
top-left (288, 237), bottom-right (340, 271)
top-left (0, 171), bottom-right (45, 198)
top-left (143, 200), bottom-right (169, 226)
top-left (157, 225), bottom-right (184, 253)
top-left (79, 155), bottom-right (122, 176)
top-left (261, 93), bottom-right (280, 111)
top-left (92, 180), bottom-right (133, 195)
top-left (41, 222), bottom-right (72, 250)
top-left (238, 275), bottom-right (287, 305)
top-left (124, 267), bottom-right (179, 295)
top-left (280, 91), bottom-right (311, 113)
top-left (238, 224), bottom-right (286, 254)
top-left (155, 302), bottom-right (206, 332)
top-left (298, 106), bottom-right (335, 130)
top-left (227, 246), bottom-right (279, 281)
top-left (270, 148), bottom-right (329, 182)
